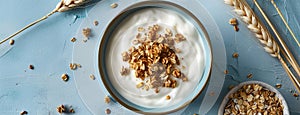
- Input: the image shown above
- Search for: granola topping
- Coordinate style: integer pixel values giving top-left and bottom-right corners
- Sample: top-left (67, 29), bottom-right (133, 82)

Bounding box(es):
top-left (120, 24), bottom-right (187, 93)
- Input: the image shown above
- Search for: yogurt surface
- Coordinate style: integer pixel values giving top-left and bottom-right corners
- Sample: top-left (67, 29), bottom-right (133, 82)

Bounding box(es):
top-left (105, 8), bottom-right (206, 108)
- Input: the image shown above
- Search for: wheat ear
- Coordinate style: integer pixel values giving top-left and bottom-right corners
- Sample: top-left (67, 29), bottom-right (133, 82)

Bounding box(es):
top-left (224, 0), bottom-right (300, 93)
top-left (0, 0), bottom-right (89, 45)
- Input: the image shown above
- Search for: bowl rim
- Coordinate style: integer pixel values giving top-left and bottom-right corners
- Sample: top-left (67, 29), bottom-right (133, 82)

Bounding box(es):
top-left (218, 80), bottom-right (289, 115)
top-left (98, 1), bottom-right (213, 114)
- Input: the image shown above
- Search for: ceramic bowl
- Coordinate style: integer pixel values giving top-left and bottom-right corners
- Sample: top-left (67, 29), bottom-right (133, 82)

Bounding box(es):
top-left (218, 81), bottom-right (289, 115)
top-left (98, 1), bottom-right (212, 114)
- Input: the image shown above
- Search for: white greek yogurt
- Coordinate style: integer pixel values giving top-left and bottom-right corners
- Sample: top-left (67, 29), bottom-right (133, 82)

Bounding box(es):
top-left (105, 8), bottom-right (206, 108)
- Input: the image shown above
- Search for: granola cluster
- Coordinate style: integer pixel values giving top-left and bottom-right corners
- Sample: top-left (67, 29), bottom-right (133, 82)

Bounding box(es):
top-left (121, 24), bottom-right (187, 93)
top-left (229, 18), bottom-right (239, 32)
top-left (56, 104), bottom-right (75, 114)
top-left (224, 84), bottom-right (284, 115)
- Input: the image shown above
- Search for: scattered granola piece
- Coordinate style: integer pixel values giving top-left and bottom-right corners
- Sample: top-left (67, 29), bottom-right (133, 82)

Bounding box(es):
top-left (71, 37), bottom-right (76, 42)
top-left (120, 66), bottom-right (130, 76)
top-left (224, 70), bottom-right (229, 74)
top-left (164, 79), bottom-right (172, 87)
top-left (171, 80), bottom-right (177, 88)
top-left (144, 85), bottom-right (149, 91)
top-left (174, 33), bottom-right (186, 43)
top-left (175, 48), bottom-right (181, 53)
top-left (105, 108), bottom-right (111, 114)
top-left (90, 74), bottom-right (95, 80)
top-left (229, 18), bottom-right (238, 26)
top-left (69, 108), bottom-right (75, 113)
top-left (104, 96), bottom-right (111, 104)
top-left (153, 24), bottom-right (160, 31)
top-left (166, 95), bottom-right (171, 100)
top-left (9, 39), bottom-right (15, 45)
top-left (165, 28), bottom-right (172, 36)
top-left (155, 88), bottom-right (160, 93)
top-left (182, 77), bottom-right (188, 82)
top-left (83, 38), bottom-right (88, 42)
top-left (94, 20), bottom-right (99, 26)
top-left (121, 51), bottom-right (130, 61)
top-left (76, 63), bottom-right (82, 68)
top-left (132, 39), bottom-right (139, 45)
top-left (229, 18), bottom-right (239, 32)
top-left (20, 111), bottom-right (28, 115)
top-left (57, 105), bottom-right (65, 113)
top-left (70, 63), bottom-right (77, 70)
top-left (172, 69), bottom-right (181, 78)
top-left (29, 65), bottom-right (34, 70)
top-left (275, 83), bottom-right (282, 89)
top-left (61, 73), bottom-right (69, 82)
top-left (128, 46), bottom-right (135, 53)
top-left (234, 25), bottom-right (239, 32)
top-left (135, 33), bottom-right (141, 39)
top-left (293, 93), bottom-right (299, 97)
top-left (138, 27), bottom-right (145, 32)
top-left (82, 28), bottom-right (91, 38)
top-left (110, 3), bottom-right (118, 8)
top-left (247, 73), bottom-right (253, 79)
top-left (136, 82), bottom-right (144, 88)
top-left (232, 52), bottom-right (239, 58)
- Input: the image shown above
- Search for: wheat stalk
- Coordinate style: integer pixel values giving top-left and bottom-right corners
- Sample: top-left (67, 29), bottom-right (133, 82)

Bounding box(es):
top-left (224, 0), bottom-right (300, 93)
top-left (252, 0), bottom-right (300, 77)
top-left (0, 0), bottom-right (90, 45)
top-left (270, 0), bottom-right (300, 47)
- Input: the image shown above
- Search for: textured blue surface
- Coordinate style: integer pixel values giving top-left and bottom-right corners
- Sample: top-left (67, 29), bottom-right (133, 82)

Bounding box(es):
top-left (0, 0), bottom-right (299, 114)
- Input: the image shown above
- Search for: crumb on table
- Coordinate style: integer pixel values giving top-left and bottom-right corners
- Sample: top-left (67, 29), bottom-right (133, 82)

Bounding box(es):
top-left (29, 65), bottom-right (34, 70)
top-left (82, 28), bottom-right (91, 38)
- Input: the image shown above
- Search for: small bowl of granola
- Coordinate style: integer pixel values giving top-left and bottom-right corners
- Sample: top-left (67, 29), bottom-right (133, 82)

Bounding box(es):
top-left (218, 81), bottom-right (289, 115)
top-left (98, 1), bottom-right (212, 114)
